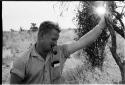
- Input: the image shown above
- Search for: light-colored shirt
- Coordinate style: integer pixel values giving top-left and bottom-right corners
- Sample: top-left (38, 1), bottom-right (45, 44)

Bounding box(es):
top-left (10, 44), bottom-right (70, 84)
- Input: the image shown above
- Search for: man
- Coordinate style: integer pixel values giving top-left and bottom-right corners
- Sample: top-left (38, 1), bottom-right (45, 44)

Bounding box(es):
top-left (10, 15), bottom-right (106, 84)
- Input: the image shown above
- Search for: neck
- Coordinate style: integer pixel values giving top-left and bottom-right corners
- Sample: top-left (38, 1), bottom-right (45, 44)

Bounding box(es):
top-left (35, 43), bottom-right (48, 60)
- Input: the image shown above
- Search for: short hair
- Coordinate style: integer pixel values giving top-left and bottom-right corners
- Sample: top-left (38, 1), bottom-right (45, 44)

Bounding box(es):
top-left (38, 21), bottom-right (61, 38)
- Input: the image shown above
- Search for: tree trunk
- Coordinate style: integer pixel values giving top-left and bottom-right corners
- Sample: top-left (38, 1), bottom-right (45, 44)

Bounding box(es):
top-left (121, 60), bottom-right (125, 83)
top-left (105, 18), bottom-right (125, 84)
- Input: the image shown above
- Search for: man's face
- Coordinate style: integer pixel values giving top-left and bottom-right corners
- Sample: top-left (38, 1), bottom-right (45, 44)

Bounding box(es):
top-left (38, 29), bottom-right (59, 52)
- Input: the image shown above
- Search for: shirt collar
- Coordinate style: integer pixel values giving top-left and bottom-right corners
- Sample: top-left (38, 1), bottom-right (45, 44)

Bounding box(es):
top-left (30, 44), bottom-right (45, 62)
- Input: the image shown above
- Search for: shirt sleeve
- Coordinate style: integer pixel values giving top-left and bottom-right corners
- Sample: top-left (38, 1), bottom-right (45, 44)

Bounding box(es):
top-left (60, 44), bottom-right (70, 59)
top-left (10, 57), bottom-right (26, 79)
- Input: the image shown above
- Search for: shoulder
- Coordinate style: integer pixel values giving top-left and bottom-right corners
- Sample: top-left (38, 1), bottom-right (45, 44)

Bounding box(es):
top-left (13, 47), bottom-right (33, 68)
top-left (10, 48), bottom-right (33, 79)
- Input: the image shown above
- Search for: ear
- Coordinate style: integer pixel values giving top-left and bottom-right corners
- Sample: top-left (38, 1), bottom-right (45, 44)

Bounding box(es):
top-left (38, 33), bottom-right (43, 41)
top-left (44, 32), bottom-right (51, 38)
top-left (38, 32), bottom-right (46, 39)
top-left (38, 32), bottom-right (50, 40)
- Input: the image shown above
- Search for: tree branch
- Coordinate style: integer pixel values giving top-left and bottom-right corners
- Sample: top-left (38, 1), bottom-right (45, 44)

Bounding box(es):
top-left (121, 6), bottom-right (125, 15)
top-left (105, 16), bottom-right (121, 68)
top-left (113, 24), bottom-right (125, 39)
top-left (105, 17), bottom-right (125, 83)
top-left (114, 11), bottom-right (125, 31)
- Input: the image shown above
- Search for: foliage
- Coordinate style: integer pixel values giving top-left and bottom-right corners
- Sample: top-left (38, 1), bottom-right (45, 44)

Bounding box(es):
top-left (19, 27), bottom-right (24, 32)
top-left (74, 1), bottom-right (110, 68)
top-left (30, 23), bottom-right (38, 32)
top-left (10, 29), bottom-right (15, 32)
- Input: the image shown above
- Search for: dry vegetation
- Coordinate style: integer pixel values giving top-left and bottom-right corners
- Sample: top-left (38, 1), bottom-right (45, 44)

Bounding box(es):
top-left (2, 29), bottom-right (125, 84)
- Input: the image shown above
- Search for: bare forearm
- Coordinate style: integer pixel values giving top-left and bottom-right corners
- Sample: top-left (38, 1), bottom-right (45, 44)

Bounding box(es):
top-left (77, 20), bottom-right (105, 48)
top-left (66, 17), bottom-right (106, 54)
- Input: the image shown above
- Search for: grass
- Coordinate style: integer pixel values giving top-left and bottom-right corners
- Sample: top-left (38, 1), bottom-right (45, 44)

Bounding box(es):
top-left (2, 29), bottom-right (125, 84)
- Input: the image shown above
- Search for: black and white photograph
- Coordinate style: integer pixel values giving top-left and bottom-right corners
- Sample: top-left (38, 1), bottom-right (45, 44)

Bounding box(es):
top-left (2, 1), bottom-right (125, 84)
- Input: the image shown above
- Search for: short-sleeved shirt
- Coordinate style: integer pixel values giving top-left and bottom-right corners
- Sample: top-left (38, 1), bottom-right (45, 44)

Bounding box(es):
top-left (10, 44), bottom-right (70, 84)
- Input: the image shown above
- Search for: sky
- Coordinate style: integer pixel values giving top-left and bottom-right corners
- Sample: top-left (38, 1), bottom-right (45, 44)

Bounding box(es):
top-left (2, 1), bottom-right (125, 31)
top-left (2, 1), bottom-right (79, 31)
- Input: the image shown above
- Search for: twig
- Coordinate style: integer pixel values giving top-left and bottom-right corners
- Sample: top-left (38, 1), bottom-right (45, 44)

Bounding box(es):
top-left (113, 24), bottom-right (125, 39)
top-left (114, 11), bottom-right (125, 31)
top-left (121, 5), bottom-right (125, 15)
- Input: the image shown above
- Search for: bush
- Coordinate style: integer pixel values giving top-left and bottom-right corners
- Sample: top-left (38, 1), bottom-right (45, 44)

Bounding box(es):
top-left (74, 1), bottom-right (109, 68)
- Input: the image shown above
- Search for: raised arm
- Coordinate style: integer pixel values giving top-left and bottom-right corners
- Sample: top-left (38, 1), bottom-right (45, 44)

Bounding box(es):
top-left (66, 15), bottom-right (106, 54)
